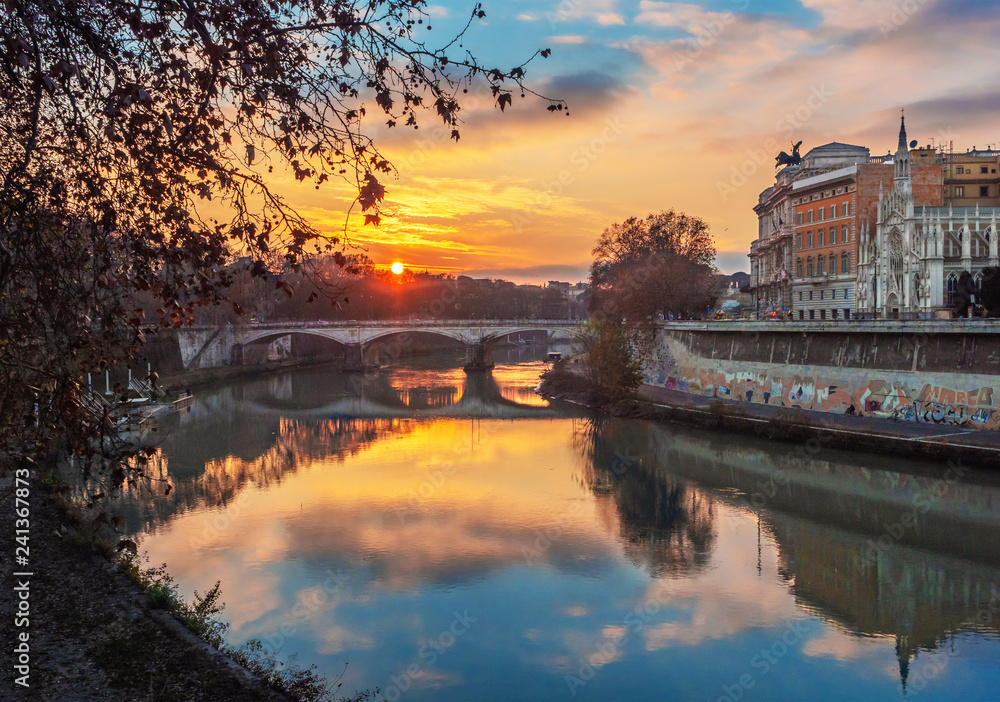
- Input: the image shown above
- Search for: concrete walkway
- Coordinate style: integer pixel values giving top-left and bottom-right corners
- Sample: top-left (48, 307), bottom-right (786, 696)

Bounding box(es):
top-left (637, 385), bottom-right (1000, 466)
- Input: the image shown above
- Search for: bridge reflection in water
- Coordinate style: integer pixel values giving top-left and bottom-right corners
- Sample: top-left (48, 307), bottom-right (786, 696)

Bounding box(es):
top-left (119, 359), bottom-right (1000, 701)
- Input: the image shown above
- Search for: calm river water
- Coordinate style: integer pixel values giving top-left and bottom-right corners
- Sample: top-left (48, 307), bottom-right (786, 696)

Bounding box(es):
top-left (123, 349), bottom-right (1000, 702)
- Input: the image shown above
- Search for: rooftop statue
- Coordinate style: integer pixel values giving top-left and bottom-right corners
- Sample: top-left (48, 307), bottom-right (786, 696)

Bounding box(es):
top-left (775, 141), bottom-right (803, 168)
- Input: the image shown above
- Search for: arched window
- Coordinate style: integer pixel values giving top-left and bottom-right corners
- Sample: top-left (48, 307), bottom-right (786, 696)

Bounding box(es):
top-left (842, 224), bottom-right (850, 242)
top-left (841, 250), bottom-right (850, 274)
top-left (817, 255), bottom-right (825, 276)
top-left (796, 258), bottom-right (803, 278)
top-left (807, 257), bottom-right (814, 277)
top-left (946, 273), bottom-right (958, 306)
top-left (818, 229), bottom-right (825, 247)
top-left (807, 231), bottom-right (813, 248)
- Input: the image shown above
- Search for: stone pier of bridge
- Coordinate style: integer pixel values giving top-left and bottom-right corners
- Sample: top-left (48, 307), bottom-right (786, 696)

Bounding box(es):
top-left (463, 341), bottom-right (494, 372)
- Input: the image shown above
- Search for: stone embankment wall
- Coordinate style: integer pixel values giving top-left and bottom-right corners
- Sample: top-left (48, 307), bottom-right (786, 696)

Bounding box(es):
top-left (643, 321), bottom-right (1000, 430)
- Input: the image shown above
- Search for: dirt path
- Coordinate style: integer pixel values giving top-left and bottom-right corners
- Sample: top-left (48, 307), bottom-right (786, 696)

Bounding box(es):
top-left (0, 474), bottom-right (287, 701)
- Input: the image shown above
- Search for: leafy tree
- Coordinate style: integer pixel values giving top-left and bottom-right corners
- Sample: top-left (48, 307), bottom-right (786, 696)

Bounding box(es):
top-left (979, 267), bottom-right (1000, 317)
top-left (0, 0), bottom-right (561, 485)
top-left (588, 210), bottom-right (717, 347)
top-left (952, 270), bottom-right (976, 316)
top-left (576, 321), bottom-right (643, 405)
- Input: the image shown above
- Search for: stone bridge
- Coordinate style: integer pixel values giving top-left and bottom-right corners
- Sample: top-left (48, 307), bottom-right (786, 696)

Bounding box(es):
top-left (177, 319), bottom-right (580, 372)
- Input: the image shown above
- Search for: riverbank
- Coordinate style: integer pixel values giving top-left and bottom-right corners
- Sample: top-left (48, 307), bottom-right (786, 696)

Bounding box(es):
top-left (0, 478), bottom-right (292, 700)
top-left (540, 365), bottom-right (1000, 467)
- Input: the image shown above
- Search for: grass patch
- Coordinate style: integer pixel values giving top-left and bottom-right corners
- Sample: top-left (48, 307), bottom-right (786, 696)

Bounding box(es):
top-left (115, 551), bottom-right (367, 700)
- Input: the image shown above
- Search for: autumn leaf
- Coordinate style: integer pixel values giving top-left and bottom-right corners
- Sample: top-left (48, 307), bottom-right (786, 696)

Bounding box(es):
top-left (359, 173), bottom-right (385, 211)
top-left (497, 93), bottom-right (512, 112)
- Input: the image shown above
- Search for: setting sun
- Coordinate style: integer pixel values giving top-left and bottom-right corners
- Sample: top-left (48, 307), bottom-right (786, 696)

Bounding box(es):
top-left (391, 262), bottom-right (404, 275)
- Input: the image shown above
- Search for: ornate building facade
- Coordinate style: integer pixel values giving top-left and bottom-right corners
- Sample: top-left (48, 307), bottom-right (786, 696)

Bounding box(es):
top-left (857, 117), bottom-right (1000, 318)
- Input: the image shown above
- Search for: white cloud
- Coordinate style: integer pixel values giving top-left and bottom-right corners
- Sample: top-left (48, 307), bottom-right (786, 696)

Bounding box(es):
top-left (546, 0), bottom-right (622, 24)
top-left (424, 5), bottom-right (450, 18)
top-left (598, 13), bottom-right (627, 26)
top-left (798, 0), bottom-right (901, 31)
top-left (516, 13), bottom-right (536, 21)
top-left (635, 1), bottom-right (734, 32)
top-left (550, 35), bottom-right (589, 44)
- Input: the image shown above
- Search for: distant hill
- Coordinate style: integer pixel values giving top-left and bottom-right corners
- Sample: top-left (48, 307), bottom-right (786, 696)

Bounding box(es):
top-left (714, 272), bottom-right (751, 291)
top-left (728, 272), bottom-right (751, 288)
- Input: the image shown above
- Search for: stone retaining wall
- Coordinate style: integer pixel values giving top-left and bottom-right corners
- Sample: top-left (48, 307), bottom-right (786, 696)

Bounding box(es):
top-left (643, 321), bottom-right (1000, 430)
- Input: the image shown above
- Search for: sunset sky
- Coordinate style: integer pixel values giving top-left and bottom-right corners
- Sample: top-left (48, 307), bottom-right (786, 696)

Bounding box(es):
top-left (284, 0), bottom-right (1000, 282)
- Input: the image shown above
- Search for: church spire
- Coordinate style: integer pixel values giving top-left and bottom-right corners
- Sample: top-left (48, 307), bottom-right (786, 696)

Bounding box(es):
top-left (895, 109), bottom-right (911, 187)
top-left (897, 110), bottom-right (908, 155)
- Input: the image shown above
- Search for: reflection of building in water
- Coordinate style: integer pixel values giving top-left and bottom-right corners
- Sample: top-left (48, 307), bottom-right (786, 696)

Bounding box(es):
top-left (586, 417), bottom-right (1000, 693)
top-left (578, 421), bottom-right (717, 577)
top-left (770, 511), bottom-right (1000, 692)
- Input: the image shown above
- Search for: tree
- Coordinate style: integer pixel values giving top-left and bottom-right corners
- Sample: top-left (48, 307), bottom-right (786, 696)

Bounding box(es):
top-left (952, 270), bottom-right (976, 316)
top-left (980, 267), bottom-right (1000, 317)
top-left (0, 0), bottom-right (562, 486)
top-left (576, 321), bottom-right (643, 404)
top-left (589, 210), bottom-right (717, 331)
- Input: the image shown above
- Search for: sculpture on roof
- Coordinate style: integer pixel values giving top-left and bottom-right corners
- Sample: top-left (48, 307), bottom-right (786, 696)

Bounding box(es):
top-left (775, 141), bottom-right (803, 169)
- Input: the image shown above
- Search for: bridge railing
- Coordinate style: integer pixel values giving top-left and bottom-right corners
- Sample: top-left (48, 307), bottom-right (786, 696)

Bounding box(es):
top-left (218, 319), bottom-right (583, 329)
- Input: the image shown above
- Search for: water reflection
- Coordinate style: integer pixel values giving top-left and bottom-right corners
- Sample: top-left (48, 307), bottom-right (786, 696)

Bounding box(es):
top-left (585, 418), bottom-right (1000, 695)
top-left (574, 419), bottom-right (716, 577)
top-left (129, 362), bottom-right (1000, 702)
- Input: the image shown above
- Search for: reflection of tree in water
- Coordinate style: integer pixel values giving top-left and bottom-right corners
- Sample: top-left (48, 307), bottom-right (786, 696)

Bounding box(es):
top-left (118, 417), bottom-right (415, 534)
top-left (574, 418), bottom-right (716, 577)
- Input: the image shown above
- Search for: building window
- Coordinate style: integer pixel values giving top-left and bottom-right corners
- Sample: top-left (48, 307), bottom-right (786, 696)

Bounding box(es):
top-left (957, 167), bottom-right (965, 175)
top-left (819, 207), bottom-right (825, 221)
top-left (818, 230), bottom-right (825, 246)
top-left (809, 309), bottom-right (815, 320)
top-left (796, 259), bottom-right (803, 278)
top-left (807, 258), bottom-right (814, 277)
top-left (809, 291), bottom-right (814, 301)
top-left (830, 228), bottom-right (837, 245)
top-left (797, 213), bottom-right (803, 225)
top-left (841, 251), bottom-right (850, 274)
top-left (956, 186), bottom-right (965, 197)
top-left (982, 186), bottom-right (990, 197)
top-left (817, 255), bottom-right (825, 275)
top-left (799, 310), bottom-right (804, 320)
top-left (808, 210), bottom-right (814, 223)
top-left (842, 225), bottom-right (849, 242)
top-left (798, 291), bottom-right (803, 301)
top-left (807, 232), bottom-right (813, 247)
top-left (820, 309), bottom-right (826, 320)
top-left (820, 290), bottom-right (824, 300)
top-left (842, 202), bottom-right (850, 216)
top-left (947, 274), bottom-right (958, 306)
top-left (797, 233), bottom-right (803, 249)
top-left (982, 166), bottom-right (990, 174)
top-left (832, 309), bottom-right (839, 319)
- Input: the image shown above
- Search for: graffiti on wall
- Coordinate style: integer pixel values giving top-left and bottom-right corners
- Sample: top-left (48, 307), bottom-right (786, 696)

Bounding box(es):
top-left (892, 401), bottom-right (1000, 428)
top-left (644, 332), bottom-right (1000, 431)
top-left (648, 363), bottom-right (1000, 431)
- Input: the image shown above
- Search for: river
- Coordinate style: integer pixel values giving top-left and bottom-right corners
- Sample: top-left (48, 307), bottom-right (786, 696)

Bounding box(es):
top-left (121, 349), bottom-right (1000, 701)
